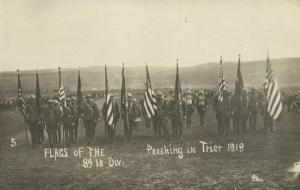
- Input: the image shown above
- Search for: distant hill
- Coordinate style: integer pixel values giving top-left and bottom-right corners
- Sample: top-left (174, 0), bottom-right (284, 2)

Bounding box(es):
top-left (1, 57), bottom-right (300, 96)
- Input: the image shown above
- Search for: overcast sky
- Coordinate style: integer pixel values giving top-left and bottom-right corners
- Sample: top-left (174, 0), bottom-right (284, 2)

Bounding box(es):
top-left (1, 0), bottom-right (300, 71)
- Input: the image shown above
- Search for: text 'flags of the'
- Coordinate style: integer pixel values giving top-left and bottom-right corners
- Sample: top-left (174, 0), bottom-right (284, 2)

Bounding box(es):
top-left (235, 55), bottom-right (244, 96)
top-left (218, 56), bottom-right (226, 103)
top-left (105, 65), bottom-right (114, 126)
top-left (264, 55), bottom-right (283, 120)
top-left (58, 67), bottom-right (66, 108)
top-left (17, 70), bottom-right (27, 116)
top-left (143, 65), bottom-right (157, 118)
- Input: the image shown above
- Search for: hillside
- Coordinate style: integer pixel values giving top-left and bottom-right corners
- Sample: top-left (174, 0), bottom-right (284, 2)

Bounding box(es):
top-left (1, 57), bottom-right (300, 96)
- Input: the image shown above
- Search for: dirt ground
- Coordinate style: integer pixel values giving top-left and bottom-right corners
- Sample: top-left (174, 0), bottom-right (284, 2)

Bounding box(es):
top-left (0, 99), bottom-right (300, 190)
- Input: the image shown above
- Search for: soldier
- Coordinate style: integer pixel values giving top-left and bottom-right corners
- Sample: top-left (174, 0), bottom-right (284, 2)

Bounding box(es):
top-left (127, 93), bottom-right (139, 141)
top-left (219, 88), bottom-right (232, 136)
top-left (70, 97), bottom-right (79, 143)
top-left (26, 107), bottom-right (41, 148)
top-left (82, 99), bottom-right (95, 145)
top-left (240, 89), bottom-right (249, 134)
top-left (62, 98), bottom-right (75, 146)
top-left (212, 92), bottom-right (222, 134)
top-left (231, 92), bottom-right (240, 134)
top-left (184, 90), bottom-right (195, 128)
top-left (169, 92), bottom-right (178, 137)
top-left (248, 88), bottom-right (259, 130)
top-left (43, 99), bottom-right (61, 147)
top-left (196, 90), bottom-right (208, 127)
top-left (102, 93), bottom-right (120, 142)
top-left (87, 95), bottom-right (100, 141)
top-left (156, 91), bottom-right (170, 140)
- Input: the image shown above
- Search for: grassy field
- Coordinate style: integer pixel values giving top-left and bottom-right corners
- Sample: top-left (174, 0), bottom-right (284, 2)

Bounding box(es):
top-left (0, 99), bottom-right (300, 190)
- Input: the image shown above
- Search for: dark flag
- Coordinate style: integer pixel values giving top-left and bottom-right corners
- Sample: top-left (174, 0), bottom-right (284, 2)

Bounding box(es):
top-left (35, 72), bottom-right (41, 115)
top-left (77, 70), bottom-right (83, 109)
top-left (143, 65), bottom-right (157, 118)
top-left (174, 59), bottom-right (184, 137)
top-left (121, 63), bottom-right (129, 137)
top-left (17, 69), bottom-right (29, 144)
top-left (264, 54), bottom-right (282, 119)
top-left (17, 70), bottom-right (27, 117)
top-left (105, 65), bottom-right (114, 126)
top-left (218, 56), bottom-right (226, 103)
top-left (235, 54), bottom-right (244, 96)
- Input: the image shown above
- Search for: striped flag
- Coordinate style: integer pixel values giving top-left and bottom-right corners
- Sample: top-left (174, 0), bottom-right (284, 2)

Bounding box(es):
top-left (264, 54), bottom-right (282, 120)
top-left (105, 65), bottom-right (114, 126)
top-left (17, 70), bottom-right (27, 116)
top-left (58, 67), bottom-right (66, 108)
top-left (143, 65), bottom-right (157, 118)
top-left (218, 56), bottom-right (226, 102)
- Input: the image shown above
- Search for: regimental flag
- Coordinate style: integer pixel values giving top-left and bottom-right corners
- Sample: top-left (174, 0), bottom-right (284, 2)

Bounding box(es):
top-left (58, 67), bottom-right (66, 108)
top-left (143, 65), bottom-right (157, 118)
top-left (17, 70), bottom-right (27, 116)
top-left (105, 65), bottom-right (114, 126)
top-left (174, 59), bottom-right (184, 132)
top-left (218, 56), bottom-right (226, 103)
top-left (121, 63), bottom-right (129, 134)
top-left (264, 54), bottom-right (283, 120)
top-left (35, 72), bottom-right (41, 115)
top-left (77, 70), bottom-right (83, 109)
top-left (234, 54), bottom-right (244, 96)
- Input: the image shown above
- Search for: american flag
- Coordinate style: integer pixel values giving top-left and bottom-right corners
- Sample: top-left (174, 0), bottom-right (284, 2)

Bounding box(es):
top-left (264, 54), bottom-right (282, 120)
top-left (105, 65), bottom-right (114, 126)
top-left (17, 71), bottom-right (27, 116)
top-left (218, 56), bottom-right (226, 102)
top-left (58, 67), bottom-right (66, 107)
top-left (143, 65), bottom-right (157, 118)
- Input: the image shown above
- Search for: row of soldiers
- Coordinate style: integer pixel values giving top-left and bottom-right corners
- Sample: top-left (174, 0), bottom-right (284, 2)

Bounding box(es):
top-left (212, 87), bottom-right (275, 136)
top-left (25, 95), bottom-right (100, 147)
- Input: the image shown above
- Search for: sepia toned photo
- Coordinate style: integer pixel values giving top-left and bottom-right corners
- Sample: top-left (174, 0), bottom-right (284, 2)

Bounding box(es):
top-left (0, 0), bottom-right (300, 189)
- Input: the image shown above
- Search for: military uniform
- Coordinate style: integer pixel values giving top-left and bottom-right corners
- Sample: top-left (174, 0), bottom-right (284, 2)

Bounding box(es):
top-left (240, 90), bottom-right (249, 134)
top-left (127, 96), bottom-right (139, 141)
top-left (155, 94), bottom-right (170, 140)
top-left (43, 100), bottom-right (61, 147)
top-left (196, 91), bottom-right (207, 127)
top-left (27, 108), bottom-right (41, 148)
top-left (62, 102), bottom-right (75, 146)
top-left (169, 96), bottom-right (178, 137)
top-left (212, 93), bottom-right (222, 134)
top-left (248, 89), bottom-right (259, 130)
top-left (70, 98), bottom-right (79, 143)
top-left (184, 91), bottom-right (195, 128)
top-left (87, 98), bottom-right (100, 141)
top-left (82, 102), bottom-right (96, 145)
top-left (219, 90), bottom-right (232, 136)
top-left (231, 93), bottom-right (241, 134)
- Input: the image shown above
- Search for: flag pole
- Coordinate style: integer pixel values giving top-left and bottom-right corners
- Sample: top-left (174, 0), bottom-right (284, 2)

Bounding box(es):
top-left (17, 69), bottom-right (29, 145)
top-left (104, 65), bottom-right (108, 139)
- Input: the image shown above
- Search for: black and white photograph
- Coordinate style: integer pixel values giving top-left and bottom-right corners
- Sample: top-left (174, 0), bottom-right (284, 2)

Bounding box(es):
top-left (0, 0), bottom-right (300, 189)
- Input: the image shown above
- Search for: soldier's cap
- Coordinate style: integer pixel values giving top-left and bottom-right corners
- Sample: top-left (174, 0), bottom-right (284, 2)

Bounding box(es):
top-left (186, 90), bottom-right (192, 94)
top-left (127, 92), bottom-right (132, 97)
top-left (133, 98), bottom-right (137, 102)
top-left (198, 90), bottom-right (204, 95)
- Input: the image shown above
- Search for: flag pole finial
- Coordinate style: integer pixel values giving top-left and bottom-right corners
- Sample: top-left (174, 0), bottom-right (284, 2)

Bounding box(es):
top-left (17, 69), bottom-right (20, 73)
